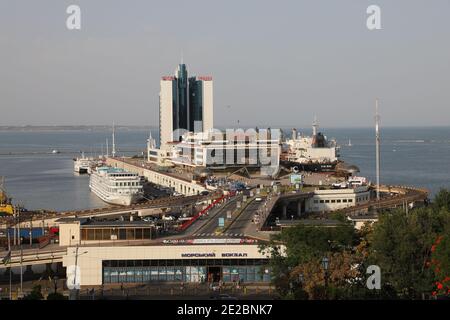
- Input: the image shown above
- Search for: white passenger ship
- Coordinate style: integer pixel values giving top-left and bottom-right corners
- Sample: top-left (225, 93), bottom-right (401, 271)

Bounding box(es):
top-left (89, 166), bottom-right (144, 206)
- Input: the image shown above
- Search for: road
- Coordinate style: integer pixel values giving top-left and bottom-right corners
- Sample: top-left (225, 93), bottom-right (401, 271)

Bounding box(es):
top-left (225, 199), bottom-right (262, 235)
top-left (190, 196), bottom-right (242, 236)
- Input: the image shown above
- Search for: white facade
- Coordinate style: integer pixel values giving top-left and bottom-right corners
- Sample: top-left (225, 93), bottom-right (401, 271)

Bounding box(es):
top-left (62, 244), bottom-right (269, 286)
top-left (306, 186), bottom-right (371, 212)
top-left (170, 130), bottom-right (281, 175)
top-left (200, 78), bottom-right (214, 133)
top-left (159, 77), bottom-right (175, 149)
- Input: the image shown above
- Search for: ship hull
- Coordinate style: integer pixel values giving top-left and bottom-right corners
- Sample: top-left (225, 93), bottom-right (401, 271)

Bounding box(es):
top-left (89, 183), bottom-right (142, 206)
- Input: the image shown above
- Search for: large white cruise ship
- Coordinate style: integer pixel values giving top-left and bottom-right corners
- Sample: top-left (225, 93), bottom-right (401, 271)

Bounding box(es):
top-left (89, 166), bottom-right (144, 206)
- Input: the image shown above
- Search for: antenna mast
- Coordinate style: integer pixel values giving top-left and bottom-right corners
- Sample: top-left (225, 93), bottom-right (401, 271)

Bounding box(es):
top-left (375, 99), bottom-right (381, 201)
top-left (112, 123), bottom-right (116, 157)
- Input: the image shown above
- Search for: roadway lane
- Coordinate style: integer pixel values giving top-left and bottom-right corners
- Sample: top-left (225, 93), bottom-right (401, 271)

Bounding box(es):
top-left (190, 196), bottom-right (242, 236)
top-left (225, 199), bottom-right (262, 235)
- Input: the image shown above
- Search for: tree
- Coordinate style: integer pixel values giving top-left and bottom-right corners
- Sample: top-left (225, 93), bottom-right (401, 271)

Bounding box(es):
top-left (47, 292), bottom-right (67, 300)
top-left (22, 285), bottom-right (44, 300)
top-left (433, 189), bottom-right (450, 211)
top-left (368, 206), bottom-right (450, 299)
top-left (430, 226), bottom-right (450, 297)
top-left (260, 222), bottom-right (357, 299)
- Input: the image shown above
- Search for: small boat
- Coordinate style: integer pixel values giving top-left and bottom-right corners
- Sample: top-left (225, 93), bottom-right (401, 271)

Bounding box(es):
top-left (348, 139), bottom-right (352, 147)
top-left (52, 149), bottom-right (60, 154)
top-left (73, 152), bottom-right (96, 174)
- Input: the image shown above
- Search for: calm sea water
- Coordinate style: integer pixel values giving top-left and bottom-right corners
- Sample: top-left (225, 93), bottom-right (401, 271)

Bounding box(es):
top-left (0, 127), bottom-right (449, 211)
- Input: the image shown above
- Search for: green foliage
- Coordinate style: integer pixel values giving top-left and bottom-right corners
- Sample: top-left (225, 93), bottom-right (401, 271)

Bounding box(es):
top-left (47, 292), bottom-right (67, 300)
top-left (22, 285), bottom-right (44, 300)
top-left (433, 189), bottom-right (450, 211)
top-left (261, 189), bottom-right (450, 300)
top-left (368, 206), bottom-right (450, 299)
top-left (277, 224), bottom-right (356, 267)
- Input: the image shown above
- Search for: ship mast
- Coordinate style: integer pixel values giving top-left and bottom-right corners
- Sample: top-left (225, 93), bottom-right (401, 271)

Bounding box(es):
top-left (106, 138), bottom-right (109, 157)
top-left (112, 122), bottom-right (116, 157)
top-left (375, 99), bottom-right (381, 201)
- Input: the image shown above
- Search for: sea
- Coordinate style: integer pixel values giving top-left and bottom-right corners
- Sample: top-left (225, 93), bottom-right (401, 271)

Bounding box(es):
top-left (0, 127), bottom-right (449, 212)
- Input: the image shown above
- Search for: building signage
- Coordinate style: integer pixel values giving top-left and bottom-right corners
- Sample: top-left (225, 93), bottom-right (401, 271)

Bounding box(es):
top-left (180, 252), bottom-right (249, 258)
top-left (197, 76), bottom-right (213, 81)
top-left (290, 174), bottom-right (303, 185)
top-left (181, 253), bottom-right (216, 258)
top-left (162, 238), bottom-right (258, 245)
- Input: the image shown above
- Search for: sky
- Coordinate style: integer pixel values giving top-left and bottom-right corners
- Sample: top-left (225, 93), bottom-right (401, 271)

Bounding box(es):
top-left (0, 0), bottom-right (449, 128)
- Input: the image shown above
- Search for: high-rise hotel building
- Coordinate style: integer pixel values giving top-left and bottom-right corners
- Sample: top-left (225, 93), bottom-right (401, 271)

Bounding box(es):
top-left (159, 64), bottom-right (213, 149)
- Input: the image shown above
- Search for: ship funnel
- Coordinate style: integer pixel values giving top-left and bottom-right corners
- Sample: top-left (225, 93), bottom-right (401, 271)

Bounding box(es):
top-left (312, 116), bottom-right (318, 136)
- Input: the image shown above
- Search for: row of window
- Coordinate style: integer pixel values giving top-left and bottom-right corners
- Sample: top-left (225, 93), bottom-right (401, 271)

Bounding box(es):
top-left (80, 228), bottom-right (153, 241)
top-left (356, 196), bottom-right (369, 203)
top-left (102, 259), bottom-right (269, 268)
top-left (114, 182), bottom-right (141, 187)
top-left (102, 266), bottom-right (271, 284)
top-left (313, 198), bottom-right (354, 204)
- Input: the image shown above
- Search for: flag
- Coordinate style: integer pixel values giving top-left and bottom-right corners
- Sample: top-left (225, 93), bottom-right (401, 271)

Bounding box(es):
top-left (2, 251), bottom-right (11, 265)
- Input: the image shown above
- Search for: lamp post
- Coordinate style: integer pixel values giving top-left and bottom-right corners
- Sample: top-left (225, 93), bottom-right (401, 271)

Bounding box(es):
top-left (321, 257), bottom-right (329, 299)
top-left (53, 275), bottom-right (59, 294)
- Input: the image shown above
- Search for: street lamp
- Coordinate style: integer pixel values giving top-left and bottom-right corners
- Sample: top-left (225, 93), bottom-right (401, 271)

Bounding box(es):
top-left (321, 257), bottom-right (329, 270)
top-left (53, 275), bottom-right (59, 294)
top-left (321, 257), bottom-right (329, 299)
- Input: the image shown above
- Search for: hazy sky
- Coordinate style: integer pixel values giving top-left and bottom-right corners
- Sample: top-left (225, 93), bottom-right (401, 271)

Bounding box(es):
top-left (1, 0), bottom-right (449, 128)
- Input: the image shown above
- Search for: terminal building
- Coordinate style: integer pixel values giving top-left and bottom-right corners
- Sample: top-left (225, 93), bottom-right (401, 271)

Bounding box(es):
top-left (63, 244), bottom-right (271, 286)
top-left (58, 217), bottom-right (272, 286)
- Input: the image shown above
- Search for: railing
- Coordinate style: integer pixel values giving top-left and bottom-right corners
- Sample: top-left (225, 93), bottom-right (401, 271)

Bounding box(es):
top-left (178, 192), bottom-right (236, 232)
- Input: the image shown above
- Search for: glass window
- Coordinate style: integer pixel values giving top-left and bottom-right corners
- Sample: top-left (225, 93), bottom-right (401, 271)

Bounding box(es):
top-left (158, 267), bottom-right (167, 281)
top-left (174, 267), bottom-right (183, 281)
top-left (135, 228), bottom-right (143, 240)
top-left (110, 269), bottom-right (119, 283)
top-left (81, 229), bottom-right (87, 240)
top-left (118, 269), bottom-right (127, 283)
top-left (118, 260), bottom-right (127, 267)
top-left (246, 270), bottom-right (255, 282)
top-left (126, 228), bottom-right (135, 240)
top-left (150, 267), bottom-right (158, 281)
top-left (135, 269), bottom-right (143, 282)
top-left (103, 269), bottom-right (111, 283)
top-left (103, 229), bottom-right (111, 240)
top-left (167, 267), bottom-right (175, 281)
top-left (119, 229), bottom-right (127, 240)
top-left (87, 229), bottom-right (95, 241)
top-left (126, 269), bottom-right (135, 283)
top-left (95, 229), bottom-right (102, 240)
top-left (143, 228), bottom-right (151, 239)
top-left (166, 260), bottom-right (174, 266)
top-left (111, 229), bottom-right (118, 239)
top-left (143, 269), bottom-right (151, 282)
